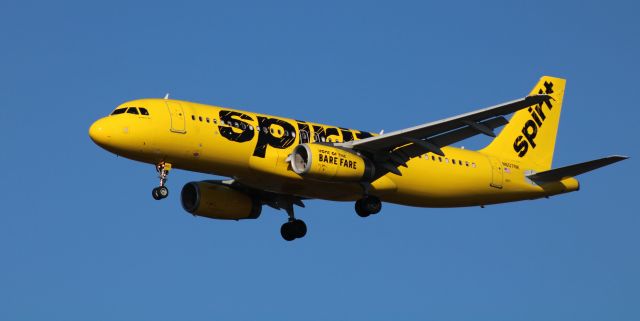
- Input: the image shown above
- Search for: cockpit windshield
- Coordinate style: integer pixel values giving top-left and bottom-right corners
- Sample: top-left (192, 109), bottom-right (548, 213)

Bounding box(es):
top-left (111, 108), bottom-right (127, 115)
top-left (111, 107), bottom-right (150, 116)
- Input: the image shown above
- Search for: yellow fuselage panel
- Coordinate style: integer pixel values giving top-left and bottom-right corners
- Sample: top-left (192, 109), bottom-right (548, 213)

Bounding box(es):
top-left (90, 98), bottom-right (577, 207)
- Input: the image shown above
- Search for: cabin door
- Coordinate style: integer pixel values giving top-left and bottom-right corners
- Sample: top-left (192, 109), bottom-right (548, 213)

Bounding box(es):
top-left (166, 101), bottom-right (186, 133)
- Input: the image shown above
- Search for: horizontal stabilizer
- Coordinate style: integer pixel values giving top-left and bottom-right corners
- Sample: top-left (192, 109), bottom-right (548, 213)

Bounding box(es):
top-left (527, 155), bottom-right (628, 182)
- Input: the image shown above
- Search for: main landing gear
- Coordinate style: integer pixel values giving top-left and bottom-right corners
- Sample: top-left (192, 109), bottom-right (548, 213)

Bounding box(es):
top-left (152, 162), bottom-right (171, 200)
top-left (355, 196), bottom-right (382, 217)
top-left (279, 202), bottom-right (307, 241)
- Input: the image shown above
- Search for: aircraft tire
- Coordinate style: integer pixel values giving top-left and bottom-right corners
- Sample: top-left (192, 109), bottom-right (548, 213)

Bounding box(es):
top-left (355, 196), bottom-right (381, 217)
top-left (280, 222), bottom-right (296, 241)
top-left (292, 219), bottom-right (307, 238)
top-left (157, 186), bottom-right (169, 199)
top-left (152, 187), bottom-right (162, 200)
top-left (355, 201), bottom-right (370, 217)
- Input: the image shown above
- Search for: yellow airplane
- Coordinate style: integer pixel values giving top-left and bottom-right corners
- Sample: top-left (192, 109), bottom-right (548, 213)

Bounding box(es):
top-left (89, 76), bottom-right (627, 241)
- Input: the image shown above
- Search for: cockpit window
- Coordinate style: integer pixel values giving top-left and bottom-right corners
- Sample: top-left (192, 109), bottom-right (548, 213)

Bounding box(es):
top-left (127, 107), bottom-right (139, 115)
top-left (139, 107), bottom-right (149, 116)
top-left (111, 108), bottom-right (127, 115)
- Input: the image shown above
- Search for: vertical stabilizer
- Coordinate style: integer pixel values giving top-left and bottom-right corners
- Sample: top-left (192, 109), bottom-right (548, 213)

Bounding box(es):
top-left (481, 76), bottom-right (566, 170)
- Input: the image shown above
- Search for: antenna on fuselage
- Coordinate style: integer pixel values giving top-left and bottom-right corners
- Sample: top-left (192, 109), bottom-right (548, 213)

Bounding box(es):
top-left (164, 93), bottom-right (170, 100)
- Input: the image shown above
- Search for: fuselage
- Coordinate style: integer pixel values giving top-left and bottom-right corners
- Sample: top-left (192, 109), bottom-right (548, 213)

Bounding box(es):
top-left (89, 98), bottom-right (579, 207)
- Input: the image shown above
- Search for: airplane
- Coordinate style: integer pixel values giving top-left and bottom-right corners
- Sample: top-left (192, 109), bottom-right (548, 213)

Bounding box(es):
top-left (89, 76), bottom-right (628, 241)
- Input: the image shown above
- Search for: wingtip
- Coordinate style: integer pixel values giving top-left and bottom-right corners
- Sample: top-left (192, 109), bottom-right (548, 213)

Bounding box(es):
top-left (610, 155), bottom-right (630, 160)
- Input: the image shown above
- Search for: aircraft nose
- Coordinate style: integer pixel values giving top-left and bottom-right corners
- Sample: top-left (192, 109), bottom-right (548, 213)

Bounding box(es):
top-left (89, 118), bottom-right (111, 146)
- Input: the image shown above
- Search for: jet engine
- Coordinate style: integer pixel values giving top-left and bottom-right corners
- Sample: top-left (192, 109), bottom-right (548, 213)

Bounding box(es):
top-left (290, 144), bottom-right (374, 182)
top-left (181, 181), bottom-right (261, 220)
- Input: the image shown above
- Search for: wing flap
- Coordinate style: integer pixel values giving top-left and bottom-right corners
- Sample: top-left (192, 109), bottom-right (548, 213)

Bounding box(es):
top-left (390, 116), bottom-right (508, 161)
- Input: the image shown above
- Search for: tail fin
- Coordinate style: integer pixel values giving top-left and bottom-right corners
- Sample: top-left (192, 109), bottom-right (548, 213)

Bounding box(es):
top-left (481, 76), bottom-right (566, 170)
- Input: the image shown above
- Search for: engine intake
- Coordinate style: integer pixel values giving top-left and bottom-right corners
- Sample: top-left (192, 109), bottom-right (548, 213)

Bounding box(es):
top-left (181, 181), bottom-right (261, 220)
top-left (290, 144), bottom-right (374, 182)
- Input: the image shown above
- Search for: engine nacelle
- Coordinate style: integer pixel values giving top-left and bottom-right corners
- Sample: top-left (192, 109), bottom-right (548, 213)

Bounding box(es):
top-left (181, 181), bottom-right (261, 220)
top-left (290, 144), bottom-right (374, 182)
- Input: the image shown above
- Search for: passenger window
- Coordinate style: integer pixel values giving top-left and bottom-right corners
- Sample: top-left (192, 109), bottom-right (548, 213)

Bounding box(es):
top-left (445, 158), bottom-right (449, 163)
top-left (472, 163), bottom-right (477, 168)
top-left (199, 116), bottom-right (203, 122)
top-left (438, 157), bottom-right (442, 162)
top-left (213, 119), bottom-right (217, 124)
top-left (206, 117), bottom-right (210, 123)
top-left (452, 159), bottom-right (456, 164)
top-left (127, 107), bottom-right (139, 115)
top-left (465, 161), bottom-right (469, 167)
top-left (139, 108), bottom-right (149, 115)
top-left (191, 115), bottom-right (195, 120)
top-left (111, 108), bottom-right (127, 115)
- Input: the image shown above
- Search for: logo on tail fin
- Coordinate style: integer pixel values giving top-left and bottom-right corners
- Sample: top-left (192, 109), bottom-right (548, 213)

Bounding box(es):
top-left (513, 81), bottom-right (555, 157)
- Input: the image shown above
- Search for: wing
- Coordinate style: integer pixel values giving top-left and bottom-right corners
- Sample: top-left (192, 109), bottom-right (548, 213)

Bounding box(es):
top-left (334, 95), bottom-right (552, 176)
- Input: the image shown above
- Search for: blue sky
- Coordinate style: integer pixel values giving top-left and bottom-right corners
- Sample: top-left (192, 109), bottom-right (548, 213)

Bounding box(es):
top-left (1, 1), bottom-right (638, 320)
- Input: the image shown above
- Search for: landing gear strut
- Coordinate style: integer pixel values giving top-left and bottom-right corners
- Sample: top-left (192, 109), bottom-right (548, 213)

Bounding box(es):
top-left (152, 162), bottom-right (171, 200)
top-left (355, 196), bottom-right (382, 217)
top-left (279, 203), bottom-right (307, 241)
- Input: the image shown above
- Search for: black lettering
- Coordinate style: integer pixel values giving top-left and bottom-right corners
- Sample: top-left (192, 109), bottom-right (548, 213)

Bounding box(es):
top-left (340, 128), bottom-right (355, 142)
top-left (296, 120), bottom-right (311, 144)
top-left (534, 104), bottom-right (546, 121)
top-left (253, 116), bottom-right (296, 158)
top-left (218, 110), bottom-right (254, 143)
top-left (522, 120), bottom-right (538, 148)
top-left (513, 136), bottom-right (529, 157)
top-left (529, 107), bottom-right (543, 126)
top-left (311, 125), bottom-right (340, 142)
top-left (354, 130), bottom-right (373, 140)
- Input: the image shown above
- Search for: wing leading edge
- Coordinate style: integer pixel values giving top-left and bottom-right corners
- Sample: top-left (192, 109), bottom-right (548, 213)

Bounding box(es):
top-left (334, 95), bottom-right (552, 176)
top-left (527, 155), bottom-right (629, 182)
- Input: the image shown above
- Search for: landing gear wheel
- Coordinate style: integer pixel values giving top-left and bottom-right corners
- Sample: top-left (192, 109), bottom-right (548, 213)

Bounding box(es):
top-left (152, 187), bottom-right (161, 200)
top-left (355, 202), bottom-right (370, 217)
top-left (355, 196), bottom-right (382, 217)
top-left (280, 219), bottom-right (307, 241)
top-left (152, 162), bottom-right (171, 200)
top-left (157, 186), bottom-right (169, 198)
top-left (291, 219), bottom-right (307, 238)
top-left (280, 222), bottom-right (296, 241)
top-left (152, 186), bottom-right (169, 200)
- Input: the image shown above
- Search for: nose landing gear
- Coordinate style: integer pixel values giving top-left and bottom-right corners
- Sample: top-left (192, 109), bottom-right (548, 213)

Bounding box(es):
top-left (152, 162), bottom-right (171, 200)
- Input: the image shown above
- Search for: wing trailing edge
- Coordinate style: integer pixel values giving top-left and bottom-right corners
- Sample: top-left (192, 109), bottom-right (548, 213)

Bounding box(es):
top-left (527, 155), bottom-right (628, 182)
